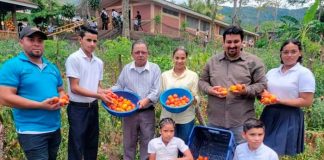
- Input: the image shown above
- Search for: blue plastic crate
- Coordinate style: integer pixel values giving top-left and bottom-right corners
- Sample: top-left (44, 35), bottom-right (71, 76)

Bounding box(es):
top-left (188, 126), bottom-right (236, 160)
top-left (159, 88), bottom-right (194, 113)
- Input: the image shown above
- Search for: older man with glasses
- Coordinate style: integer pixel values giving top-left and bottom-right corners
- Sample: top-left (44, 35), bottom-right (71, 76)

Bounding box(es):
top-left (111, 39), bottom-right (161, 160)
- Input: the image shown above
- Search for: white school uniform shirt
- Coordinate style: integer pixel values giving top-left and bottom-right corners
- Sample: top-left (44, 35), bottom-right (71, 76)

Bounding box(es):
top-left (148, 136), bottom-right (189, 160)
top-left (266, 63), bottom-right (315, 99)
top-left (233, 143), bottom-right (278, 160)
top-left (112, 11), bottom-right (119, 18)
top-left (65, 48), bottom-right (103, 103)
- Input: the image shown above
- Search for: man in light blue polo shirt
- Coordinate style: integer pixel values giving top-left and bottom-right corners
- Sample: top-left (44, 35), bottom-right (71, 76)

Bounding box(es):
top-left (0, 26), bottom-right (66, 160)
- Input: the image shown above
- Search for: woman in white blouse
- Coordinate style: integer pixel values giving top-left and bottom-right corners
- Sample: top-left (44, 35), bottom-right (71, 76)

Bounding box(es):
top-left (260, 39), bottom-right (315, 156)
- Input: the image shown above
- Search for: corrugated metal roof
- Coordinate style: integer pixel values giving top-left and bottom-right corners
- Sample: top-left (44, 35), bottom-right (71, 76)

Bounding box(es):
top-left (0, 0), bottom-right (38, 9)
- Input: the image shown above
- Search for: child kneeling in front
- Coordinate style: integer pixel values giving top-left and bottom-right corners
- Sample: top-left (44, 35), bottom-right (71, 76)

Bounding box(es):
top-left (148, 118), bottom-right (193, 160)
top-left (234, 118), bottom-right (278, 160)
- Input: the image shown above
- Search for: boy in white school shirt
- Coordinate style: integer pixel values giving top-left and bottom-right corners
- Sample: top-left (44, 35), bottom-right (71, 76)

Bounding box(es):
top-left (234, 118), bottom-right (278, 160)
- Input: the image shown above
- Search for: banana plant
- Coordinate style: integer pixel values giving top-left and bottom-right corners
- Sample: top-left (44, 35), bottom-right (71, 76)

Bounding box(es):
top-left (278, 0), bottom-right (323, 43)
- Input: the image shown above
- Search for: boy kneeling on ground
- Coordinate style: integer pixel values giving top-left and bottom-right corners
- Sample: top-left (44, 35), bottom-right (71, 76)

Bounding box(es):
top-left (234, 118), bottom-right (278, 160)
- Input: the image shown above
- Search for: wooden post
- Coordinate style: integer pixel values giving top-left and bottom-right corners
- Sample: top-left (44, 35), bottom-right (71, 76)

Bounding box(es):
top-left (122, 0), bottom-right (130, 38)
top-left (11, 5), bottom-right (17, 32)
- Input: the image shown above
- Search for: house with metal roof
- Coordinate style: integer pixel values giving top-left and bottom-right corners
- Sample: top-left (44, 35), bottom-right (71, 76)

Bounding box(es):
top-left (103, 0), bottom-right (258, 41)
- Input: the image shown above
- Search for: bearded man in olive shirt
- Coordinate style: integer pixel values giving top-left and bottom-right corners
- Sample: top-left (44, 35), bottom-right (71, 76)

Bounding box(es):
top-left (198, 26), bottom-right (266, 144)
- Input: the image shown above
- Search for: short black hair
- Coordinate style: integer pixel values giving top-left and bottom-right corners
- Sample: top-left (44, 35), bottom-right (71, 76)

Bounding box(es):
top-left (223, 25), bottom-right (244, 41)
top-left (280, 39), bottom-right (303, 64)
top-left (243, 118), bottom-right (265, 132)
top-left (79, 25), bottom-right (98, 38)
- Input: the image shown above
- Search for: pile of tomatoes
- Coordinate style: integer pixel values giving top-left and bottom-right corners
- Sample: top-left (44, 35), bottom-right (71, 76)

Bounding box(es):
top-left (106, 92), bottom-right (136, 112)
top-left (196, 155), bottom-right (208, 160)
top-left (4, 19), bottom-right (15, 31)
top-left (214, 87), bottom-right (228, 96)
top-left (165, 94), bottom-right (190, 107)
top-left (260, 90), bottom-right (277, 105)
top-left (51, 94), bottom-right (69, 106)
top-left (228, 84), bottom-right (245, 93)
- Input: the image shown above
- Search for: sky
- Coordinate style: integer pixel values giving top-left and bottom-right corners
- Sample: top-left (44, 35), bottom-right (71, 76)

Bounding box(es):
top-left (171, 0), bottom-right (316, 9)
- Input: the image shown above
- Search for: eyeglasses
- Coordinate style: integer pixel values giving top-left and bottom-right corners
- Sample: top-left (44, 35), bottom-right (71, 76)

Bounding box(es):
top-left (281, 50), bottom-right (299, 55)
top-left (133, 51), bottom-right (148, 55)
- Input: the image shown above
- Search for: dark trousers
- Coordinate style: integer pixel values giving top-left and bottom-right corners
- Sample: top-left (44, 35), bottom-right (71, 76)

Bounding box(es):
top-left (102, 21), bottom-right (108, 30)
top-left (67, 101), bottom-right (99, 160)
top-left (18, 129), bottom-right (61, 160)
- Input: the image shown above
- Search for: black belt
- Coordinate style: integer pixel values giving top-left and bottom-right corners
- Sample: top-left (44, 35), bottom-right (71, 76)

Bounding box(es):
top-left (69, 100), bottom-right (98, 108)
top-left (138, 105), bottom-right (154, 112)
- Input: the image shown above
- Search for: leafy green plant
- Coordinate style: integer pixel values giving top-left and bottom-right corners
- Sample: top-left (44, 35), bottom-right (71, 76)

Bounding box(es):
top-left (278, 0), bottom-right (323, 43)
top-left (44, 40), bottom-right (77, 70)
top-left (144, 35), bottom-right (180, 55)
top-left (255, 37), bottom-right (269, 48)
top-left (153, 15), bottom-right (161, 34)
top-left (305, 99), bottom-right (324, 131)
top-left (60, 4), bottom-right (76, 21)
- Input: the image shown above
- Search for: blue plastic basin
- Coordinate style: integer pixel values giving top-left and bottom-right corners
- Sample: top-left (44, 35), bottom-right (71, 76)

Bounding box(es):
top-left (102, 90), bottom-right (140, 117)
top-left (160, 88), bottom-right (193, 113)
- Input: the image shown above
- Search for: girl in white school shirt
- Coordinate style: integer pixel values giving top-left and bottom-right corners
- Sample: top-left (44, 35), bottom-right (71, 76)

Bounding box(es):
top-left (148, 118), bottom-right (193, 160)
top-left (260, 39), bottom-right (315, 156)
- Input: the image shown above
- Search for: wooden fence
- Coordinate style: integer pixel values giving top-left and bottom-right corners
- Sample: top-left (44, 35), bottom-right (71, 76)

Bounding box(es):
top-left (0, 30), bottom-right (17, 40)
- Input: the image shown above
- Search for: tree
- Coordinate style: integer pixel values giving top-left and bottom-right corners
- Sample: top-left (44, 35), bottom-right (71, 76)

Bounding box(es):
top-left (278, 0), bottom-right (323, 43)
top-left (88, 0), bottom-right (100, 20)
top-left (268, 0), bottom-right (282, 21)
top-left (208, 0), bottom-right (227, 40)
top-left (188, 0), bottom-right (194, 8)
top-left (88, 0), bottom-right (100, 10)
top-left (153, 15), bottom-right (161, 34)
top-left (29, 0), bottom-right (61, 27)
top-left (61, 4), bottom-right (76, 22)
top-left (232, 0), bottom-right (249, 26)
top-left (254, 0), bottom-right (269, 32)
top-left (122, 0), bottom-right (130, 38)
top-left (317, 0), bottom-right (324, 21)
top-left (187, 0), bottom-right (227, 40)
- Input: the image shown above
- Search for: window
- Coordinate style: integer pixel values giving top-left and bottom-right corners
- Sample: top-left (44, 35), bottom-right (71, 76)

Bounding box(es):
top-left (187, 16), bottom-right (199, 29)
top-left (200, 21), bottom-right (210, 32)
top-left (163, 8), bottom-right (179, 17)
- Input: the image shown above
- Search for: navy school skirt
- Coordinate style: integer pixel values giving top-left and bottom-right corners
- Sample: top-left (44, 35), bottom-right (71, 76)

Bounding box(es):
top-left (260, 104), bottom-right (304, 156)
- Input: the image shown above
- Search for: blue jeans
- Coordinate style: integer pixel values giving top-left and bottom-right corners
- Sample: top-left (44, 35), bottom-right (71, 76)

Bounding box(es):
top-left (175, 120), bottom-right (195, 144)
top-left (18, 129), bottom-right (61, 160)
